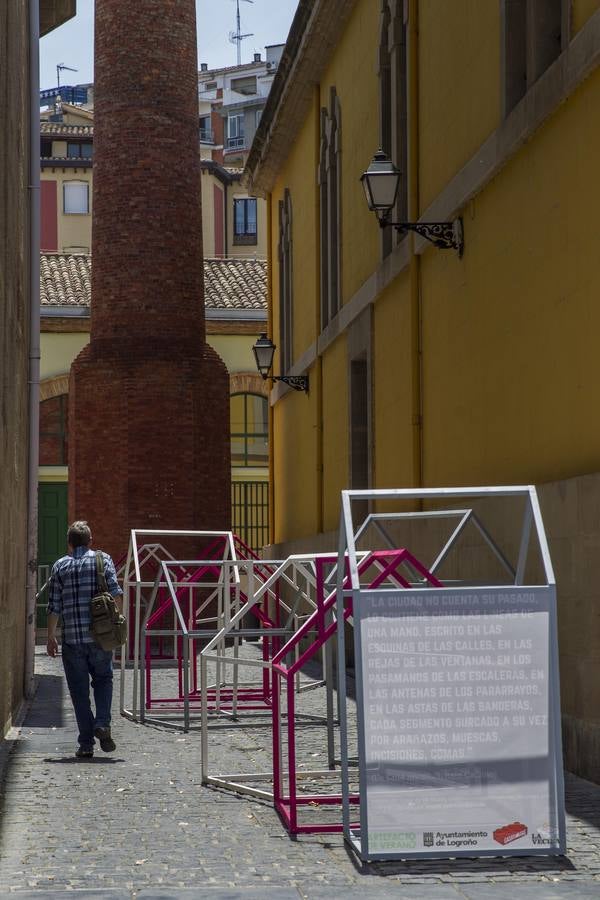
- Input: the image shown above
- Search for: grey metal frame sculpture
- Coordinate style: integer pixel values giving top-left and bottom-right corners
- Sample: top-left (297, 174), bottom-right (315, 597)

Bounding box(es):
top-left (336, 486), bottom-right (566, 862)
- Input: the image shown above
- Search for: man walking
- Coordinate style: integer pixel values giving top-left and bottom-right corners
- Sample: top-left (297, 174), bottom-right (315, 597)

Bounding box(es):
top-left (47, 521), bottom-right (123, 758)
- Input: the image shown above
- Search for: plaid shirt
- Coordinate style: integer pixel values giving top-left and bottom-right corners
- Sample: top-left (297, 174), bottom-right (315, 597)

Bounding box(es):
top-left (47, 547), bottom-right (123, 645)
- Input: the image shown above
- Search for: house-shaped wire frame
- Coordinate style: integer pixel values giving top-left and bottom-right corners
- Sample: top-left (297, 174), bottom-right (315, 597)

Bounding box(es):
top-left (199, 553), bottom-right (348, 793)
top-left (138, 555), bottom-right (323, 730)
top-left (120, 530), bottom-right (237, 723)
top-left (336, 486), bottom-right (566, 862)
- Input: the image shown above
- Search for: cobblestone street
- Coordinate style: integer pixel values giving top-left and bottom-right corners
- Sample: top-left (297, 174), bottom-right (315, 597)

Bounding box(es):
top-left (0, 648), bottom-right (599, 898)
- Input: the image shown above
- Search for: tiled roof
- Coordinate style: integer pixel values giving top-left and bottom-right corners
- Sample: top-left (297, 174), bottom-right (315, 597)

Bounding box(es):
top-left (41, 122), bottom-right (94, 137)
top-left (40, 254), bottom-right (91, 306)
top-left (203, 258), bottom-right (266, 310)
top-left (40, 254), bottom-right (267, 312)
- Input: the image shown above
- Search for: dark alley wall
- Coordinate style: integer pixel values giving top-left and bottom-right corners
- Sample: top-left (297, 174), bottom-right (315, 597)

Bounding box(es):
top-left (0, 1), bottom-right (31, 735)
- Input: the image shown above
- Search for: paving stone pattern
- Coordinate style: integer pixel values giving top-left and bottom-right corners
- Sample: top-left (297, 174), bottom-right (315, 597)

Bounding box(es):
top-left (1, 649), bottom-right (600, 898)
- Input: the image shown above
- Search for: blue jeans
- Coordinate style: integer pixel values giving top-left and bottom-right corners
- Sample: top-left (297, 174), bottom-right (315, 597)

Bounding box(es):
top-left (62, 642), bottom-right (113, 749)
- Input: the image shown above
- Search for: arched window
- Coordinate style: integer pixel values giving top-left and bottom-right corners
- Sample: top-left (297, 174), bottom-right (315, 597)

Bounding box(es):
top-left (40, 394), bottom-right (68, 465)
top-left (230, 392), bottom-right (268, 467)
top-left (319, 87), bottom-right (342, 329)
top-left (278, 189), bottom-right (293, 372)
top-left (379, 0), bottom-right (408, 257)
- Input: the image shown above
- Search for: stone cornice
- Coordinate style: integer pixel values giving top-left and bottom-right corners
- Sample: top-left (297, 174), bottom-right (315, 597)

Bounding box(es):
top-left (40, 0), bottom-right (76, 37)
top-left (244, 0), bottom-right (358, 197)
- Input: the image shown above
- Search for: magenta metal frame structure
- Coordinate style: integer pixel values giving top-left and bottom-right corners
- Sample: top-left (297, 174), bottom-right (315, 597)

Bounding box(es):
top-left (141, 558), bottom-right (275, 725)
top-left (199, 548), bottom-right (441, 835)
top-left (199, 552), bottom-right (359, 794)
top-left (270, 549), bottom-right (442, 834)
top-left (134, 552), bottom-right (328, 730)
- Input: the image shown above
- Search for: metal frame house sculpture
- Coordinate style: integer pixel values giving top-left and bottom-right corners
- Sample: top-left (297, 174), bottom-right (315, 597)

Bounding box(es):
top-left (335, 486), bottom-right (566, 862)
top-left (120, 529), bottom-right (237, 723)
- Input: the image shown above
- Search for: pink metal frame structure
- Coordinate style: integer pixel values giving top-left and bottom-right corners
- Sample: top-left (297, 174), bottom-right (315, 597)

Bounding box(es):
top-left (199, 548), bottom-right (442, 835)
top-left (142, 558), bottom-right (277, 721)
top-left (134, 551), bottom-right (327, 730)
top-left (270, 549), bottom-right (442, 834)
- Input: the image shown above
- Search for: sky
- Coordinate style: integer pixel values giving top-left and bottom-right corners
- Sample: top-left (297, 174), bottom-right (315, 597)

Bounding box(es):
top-left (40, 0), bottom-right (299, 91)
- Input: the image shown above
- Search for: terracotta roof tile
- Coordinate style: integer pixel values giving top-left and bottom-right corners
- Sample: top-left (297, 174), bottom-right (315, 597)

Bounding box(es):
top-left (41, 122), bottom-right (94, 137)
top-left (40, 254), bottom-right (91, 306)
top-left (203, 258), bottom-right (266, 310)
top-left (40, 254), bottom-right (267, 312)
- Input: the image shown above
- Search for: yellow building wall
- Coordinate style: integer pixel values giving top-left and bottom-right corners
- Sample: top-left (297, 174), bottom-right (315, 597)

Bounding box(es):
top-left (200, 170), bottom-right (218, 258)
top-left (319, 0), bottom-right (381, 304)
top-left (268, 94), bottom-right (321, 542)
top-left (573, 0), bottom-right (600, 34)
top-left (321, 335), bottom-right (349, 531)
top-left (270, 109), bottom-right (319, 368)
top-left (41, 332), bottom-right (262, 383)
top-left (208, 333), bottom-right (263, 374)
top-left (201, 171), bottom-right (268, 260)
top-left (419, 0), bottom-right (500, 211)
top-left (41, 332), bottom-right (89, 380)
top-left (228, 188), bottom-right (268, 260)
top-left (420, 65), bottom-right (600, 487)
top-left (41, 167), bottom-right (93, 252)
top-left (267, 0), bottom-right (600, 540)
top-left (373, 271), bottom-right (415, 490)
top-left (273, 388), bottom-right (319, 541)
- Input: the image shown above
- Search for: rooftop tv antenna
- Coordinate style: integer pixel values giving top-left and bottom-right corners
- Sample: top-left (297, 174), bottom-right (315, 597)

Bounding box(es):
top-left (229, 0), bottom-right (254, 66)
top-left (56, 63), bottom-right (78, 90)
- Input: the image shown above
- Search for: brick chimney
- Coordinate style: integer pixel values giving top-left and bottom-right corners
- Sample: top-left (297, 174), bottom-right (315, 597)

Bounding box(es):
top-left (69, 0), bottom-right (231, 560)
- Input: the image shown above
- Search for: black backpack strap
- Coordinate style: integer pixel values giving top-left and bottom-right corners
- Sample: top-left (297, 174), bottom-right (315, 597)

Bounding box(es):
top-left (95, 550), bottom-right (108, 594)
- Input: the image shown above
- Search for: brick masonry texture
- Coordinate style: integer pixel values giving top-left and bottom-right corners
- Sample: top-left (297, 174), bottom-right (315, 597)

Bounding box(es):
top-left (69, 0), bottom-right (230, 560)
top-left (1, 649), bottom-right (600, 897)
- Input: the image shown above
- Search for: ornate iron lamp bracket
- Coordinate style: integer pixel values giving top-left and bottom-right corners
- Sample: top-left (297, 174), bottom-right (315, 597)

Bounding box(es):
top-left (272, 374), bottom-right (309, 392)
top-left (382, 217), bottom-right (464, 257)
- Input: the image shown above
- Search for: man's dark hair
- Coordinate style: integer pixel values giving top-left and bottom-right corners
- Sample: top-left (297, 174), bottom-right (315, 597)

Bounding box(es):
top-left (68, 521), bottom-right (92, 548)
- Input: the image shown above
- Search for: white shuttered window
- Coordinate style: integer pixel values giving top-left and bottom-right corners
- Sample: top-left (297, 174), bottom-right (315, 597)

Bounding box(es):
top-left (64, 182), bottom-right (89, 215)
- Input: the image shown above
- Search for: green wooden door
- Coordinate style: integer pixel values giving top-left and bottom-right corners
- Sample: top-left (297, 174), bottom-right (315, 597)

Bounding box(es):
top-left (37, 483), bottom-right (68, 627)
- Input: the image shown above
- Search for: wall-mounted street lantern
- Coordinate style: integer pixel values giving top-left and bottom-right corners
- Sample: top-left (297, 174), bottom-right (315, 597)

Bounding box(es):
top-left (252, 333), bottom-right (309, 392)
top-left (361, 150), bottom-right (464, 256)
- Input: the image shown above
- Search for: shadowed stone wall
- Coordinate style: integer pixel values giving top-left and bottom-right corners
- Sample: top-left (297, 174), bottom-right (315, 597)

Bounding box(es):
top-left (0, 0), bottom-right (30, 735)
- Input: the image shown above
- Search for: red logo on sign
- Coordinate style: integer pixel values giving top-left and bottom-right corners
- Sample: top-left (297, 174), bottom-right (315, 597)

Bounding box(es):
top-left (493, 822), bottom-right (528, 845)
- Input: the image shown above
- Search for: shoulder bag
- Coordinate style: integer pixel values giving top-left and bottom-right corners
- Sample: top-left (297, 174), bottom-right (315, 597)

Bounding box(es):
top-left (90, 551), bottom-right (128, 651)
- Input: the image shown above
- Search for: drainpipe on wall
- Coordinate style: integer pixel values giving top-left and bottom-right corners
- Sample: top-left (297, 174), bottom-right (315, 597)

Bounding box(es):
top-left (25, 0), bottom-right (41, 698)
top-left (408, 0), bottom-right (423, 489)
top-left (266, 195), bottom-right (275, 545)
top-left (224, 179), bottom-right (229, 258)
top-left (314, 84), bottom-right (324, 535)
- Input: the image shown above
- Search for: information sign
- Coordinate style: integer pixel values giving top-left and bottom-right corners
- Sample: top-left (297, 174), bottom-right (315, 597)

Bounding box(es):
top-left (354, 586), bottom-right (564, 858)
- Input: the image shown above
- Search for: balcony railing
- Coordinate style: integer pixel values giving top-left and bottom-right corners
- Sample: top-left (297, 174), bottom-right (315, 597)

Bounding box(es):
top-left (226, 136), bottom-right (246, 149)
top-left (200, 128), bottom-right (214, 144)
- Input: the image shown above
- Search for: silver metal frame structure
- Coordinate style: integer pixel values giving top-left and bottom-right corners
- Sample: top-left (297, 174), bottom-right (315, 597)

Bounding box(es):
top-left (336, 486), bottom-right (566, 863)
top-left (123, 544), bottom-right (340, 733)
top-left (199, 553), bottom-right (367, 803)
top-left (120, 529), bottom-right (237, 723)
